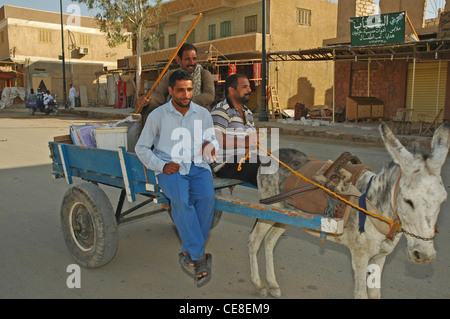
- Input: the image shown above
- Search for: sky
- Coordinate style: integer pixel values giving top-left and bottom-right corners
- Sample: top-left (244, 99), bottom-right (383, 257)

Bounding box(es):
top-left (0, 0), bottom-right (440, 19)
top-left (1, 0), bottom-right (99, 17)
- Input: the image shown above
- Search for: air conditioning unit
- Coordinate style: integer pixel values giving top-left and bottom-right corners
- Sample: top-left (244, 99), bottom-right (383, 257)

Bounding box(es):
top-left (79, 47), bottom-right (89, 55)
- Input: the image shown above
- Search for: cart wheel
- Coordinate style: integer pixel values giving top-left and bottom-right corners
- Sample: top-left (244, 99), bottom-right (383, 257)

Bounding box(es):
top-left (61, 182), bottom-right (118, 268)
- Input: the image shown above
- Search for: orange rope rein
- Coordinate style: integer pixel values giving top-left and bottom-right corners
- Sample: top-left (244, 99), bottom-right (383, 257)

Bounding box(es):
top-left (236, 129), bottom-right (397, 228)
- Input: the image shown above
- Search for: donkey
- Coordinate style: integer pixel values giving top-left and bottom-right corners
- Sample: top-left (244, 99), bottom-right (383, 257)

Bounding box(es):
top-left (249, 122), bottom-right (450, 299)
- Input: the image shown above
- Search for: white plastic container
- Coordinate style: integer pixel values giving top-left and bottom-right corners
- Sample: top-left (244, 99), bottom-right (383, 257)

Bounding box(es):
top-left (95, 127), bottom-right (128, 151)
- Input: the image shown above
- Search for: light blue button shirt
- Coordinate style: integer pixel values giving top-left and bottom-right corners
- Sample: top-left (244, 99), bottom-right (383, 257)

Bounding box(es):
top-left (135, 100), bottom-right (219, 175)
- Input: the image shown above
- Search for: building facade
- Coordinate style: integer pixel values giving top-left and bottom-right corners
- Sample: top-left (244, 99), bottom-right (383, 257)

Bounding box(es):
top-left (325, 0), bottom-right (450, 123)
top-left (0, 5), bottom-right (132, 105)
top-left (121, 0), bottom-right (338, 111)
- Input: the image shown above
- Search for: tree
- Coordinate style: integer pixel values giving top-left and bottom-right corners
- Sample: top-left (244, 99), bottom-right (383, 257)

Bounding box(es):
top-left (73, 0), bottom-right (163, 109)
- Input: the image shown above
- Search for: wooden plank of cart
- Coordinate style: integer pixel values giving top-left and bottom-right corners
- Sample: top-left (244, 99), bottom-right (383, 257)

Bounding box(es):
top-left (49, 139), bottom-right (344, 268)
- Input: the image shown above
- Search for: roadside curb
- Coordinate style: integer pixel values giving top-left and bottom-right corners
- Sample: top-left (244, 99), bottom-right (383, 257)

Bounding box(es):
top-left (65, 107), bottom-right (433, 150)
top-left (4, 105), bottom-right (433, 149)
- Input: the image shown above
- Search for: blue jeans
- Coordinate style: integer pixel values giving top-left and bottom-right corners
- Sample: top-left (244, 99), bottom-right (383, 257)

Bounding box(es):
top-left (157, 165), bottom-right (215, 261)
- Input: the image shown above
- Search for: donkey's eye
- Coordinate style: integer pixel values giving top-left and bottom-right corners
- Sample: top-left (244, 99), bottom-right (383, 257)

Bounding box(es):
top-left (405, 199), bottom-right (414, 208)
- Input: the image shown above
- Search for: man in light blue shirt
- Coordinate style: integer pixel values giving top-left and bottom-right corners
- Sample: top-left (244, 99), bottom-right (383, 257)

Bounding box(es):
top-left (136, 70), bottom-right (218, 287)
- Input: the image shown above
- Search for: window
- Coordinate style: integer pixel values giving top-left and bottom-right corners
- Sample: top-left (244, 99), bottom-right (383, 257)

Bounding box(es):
top-left (208, 24), bottom-right (216, 41)
top-left (38, 29), bottom-right (52, 44)
top-left (127, 37), bottom-right (134, 50)
top-left (159, 36), bottom-right (165, 50)
top-left (245, 15), bottom-right (258, 33)
top-left (79, 34), bottom-right (91, 46)
top-left (186, 29), bottom-right (195, 44)
top-left (168, 34), bottom-right (177, 48)
top-left (220, 21), bottom-right (232, 38)
top-left (144, 41), bottom-right (152, 52)
top-left (0, 31), bottom-right (4, 43)
top-left (297, 8), bottom-right (311, 26)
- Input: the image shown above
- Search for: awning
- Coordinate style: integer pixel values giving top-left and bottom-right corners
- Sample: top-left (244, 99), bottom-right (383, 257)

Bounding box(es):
top-left (0, 73), bottom-right (13, 80)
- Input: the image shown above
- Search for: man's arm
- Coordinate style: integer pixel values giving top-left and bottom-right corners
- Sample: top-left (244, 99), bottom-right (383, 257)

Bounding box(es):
top-left (148, 71), bottom-right (171, 111)
top-left (211, 107), bottom-right (257, 150)
top-left (192, 69), bottom-right (215, 110)
top-left (135, 111), bottom-right (168, 174)
top-left (215, 130), bottom-right (258, 150)
top-left (201, 112), bottom-right (219, 163)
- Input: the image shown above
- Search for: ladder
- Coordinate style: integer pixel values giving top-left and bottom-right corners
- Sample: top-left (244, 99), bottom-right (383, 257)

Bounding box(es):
top-left (206, 44), bottom-right (220, 64)
top-left (269, 86), bottom-right (282, 119)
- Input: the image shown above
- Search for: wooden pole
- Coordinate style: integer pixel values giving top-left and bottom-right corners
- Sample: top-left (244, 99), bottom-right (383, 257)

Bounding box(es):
top-left (135, 13), bottom-right (203, 115)
top-left (332, 48), bottom-right (335, 123)
top-left (405, 13), bottom-right (420, 41)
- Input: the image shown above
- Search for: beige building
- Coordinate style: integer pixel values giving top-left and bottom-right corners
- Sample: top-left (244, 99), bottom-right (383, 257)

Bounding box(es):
top-left (121, 0), bottom-right (338, 111)
top-left (0, 5), bottom-right (132, 105)
top-left (321, 0), bottom-right (450, 123)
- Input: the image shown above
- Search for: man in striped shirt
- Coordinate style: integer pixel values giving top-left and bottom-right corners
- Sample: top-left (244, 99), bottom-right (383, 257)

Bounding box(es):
top-left (210, 74), bottom-right (260, 186)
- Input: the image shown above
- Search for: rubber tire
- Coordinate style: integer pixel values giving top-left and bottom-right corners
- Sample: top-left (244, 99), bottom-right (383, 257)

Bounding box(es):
top-left (60, 182), bottom-right (118, 268)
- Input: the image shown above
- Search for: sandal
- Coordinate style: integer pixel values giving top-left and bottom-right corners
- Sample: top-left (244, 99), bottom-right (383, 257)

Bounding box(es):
top-left (193, 254), bottom-right (212, 288)
top-left (179, 252), bottom-right (195, 278)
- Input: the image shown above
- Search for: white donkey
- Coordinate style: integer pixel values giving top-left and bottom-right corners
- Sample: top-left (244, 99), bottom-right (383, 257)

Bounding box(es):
top-left (249, 122), bottom-right (450, 299)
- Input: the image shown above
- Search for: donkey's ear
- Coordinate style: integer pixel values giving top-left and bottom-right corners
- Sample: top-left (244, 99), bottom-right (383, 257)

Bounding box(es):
top-left (429, 122), bottom-right (450, 173)
top-left (379, 122), bottom-right (414, 166)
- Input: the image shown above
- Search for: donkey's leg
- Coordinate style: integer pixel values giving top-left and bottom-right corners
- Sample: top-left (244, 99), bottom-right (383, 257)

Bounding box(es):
top-left (350, 249), bottom-right (370, 299)
top-left (248, 220), bottom-right (274, 297)
top-left (366, 254), bottom-right (386, 299)
top-left (264, 223), bottom-right (288, 298)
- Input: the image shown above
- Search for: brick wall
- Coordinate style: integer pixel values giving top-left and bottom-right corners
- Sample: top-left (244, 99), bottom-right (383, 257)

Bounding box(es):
top-left (335, 61), bottom-right (352, 114)
top-left (335, 60), bottom-right (408, 120)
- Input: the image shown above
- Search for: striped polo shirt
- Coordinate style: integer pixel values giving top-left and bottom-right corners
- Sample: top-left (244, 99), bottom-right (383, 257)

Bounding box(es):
top-left (210, 98), bottom-right (256, 172)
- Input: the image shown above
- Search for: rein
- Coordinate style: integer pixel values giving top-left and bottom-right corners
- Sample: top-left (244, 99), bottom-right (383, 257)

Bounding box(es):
top-left (252, 134), bottom-right (436, 241)
top-left (255, 141), bottom-right (397, 229)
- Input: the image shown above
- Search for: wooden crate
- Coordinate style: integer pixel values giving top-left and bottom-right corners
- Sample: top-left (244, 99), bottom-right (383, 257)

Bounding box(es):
top-left (345, 97), bottom-right (384, 122)
top-left (371, 104), bottom-right (384, 120)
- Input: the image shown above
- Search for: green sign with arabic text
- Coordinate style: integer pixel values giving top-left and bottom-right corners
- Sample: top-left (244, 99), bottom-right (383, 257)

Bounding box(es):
top-left (351, 11), bottom-right (405, 46)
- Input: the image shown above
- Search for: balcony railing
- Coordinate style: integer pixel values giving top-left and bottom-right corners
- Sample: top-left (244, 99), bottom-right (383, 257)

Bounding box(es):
top-left (126, 33), bottom-right (264, 69)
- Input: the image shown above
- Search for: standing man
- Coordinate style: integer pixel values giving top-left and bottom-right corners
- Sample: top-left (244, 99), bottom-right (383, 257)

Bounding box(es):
top-left (138, 43), bottom-right (215, 124)
top-left (135, 70), bottom-right (218, 287)
top-left (69, 84), bottom-right (76, 109)
top-left (211, 74), bottom-right (260, 186)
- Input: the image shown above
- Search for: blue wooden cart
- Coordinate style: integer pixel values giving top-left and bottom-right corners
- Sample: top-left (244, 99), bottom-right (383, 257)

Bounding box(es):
top-left (49, 140), bottom-right (344, 268)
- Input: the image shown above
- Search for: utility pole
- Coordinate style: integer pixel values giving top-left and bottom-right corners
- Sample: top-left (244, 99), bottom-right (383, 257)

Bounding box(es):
top-left (259, 0), bottom-right (269, 122)
top-left (60, 0), bottom-right (67, 108)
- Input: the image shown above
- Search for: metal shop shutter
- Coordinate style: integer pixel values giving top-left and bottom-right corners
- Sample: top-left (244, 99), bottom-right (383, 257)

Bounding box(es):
top-left (406, 61), bottom-right (447, 122)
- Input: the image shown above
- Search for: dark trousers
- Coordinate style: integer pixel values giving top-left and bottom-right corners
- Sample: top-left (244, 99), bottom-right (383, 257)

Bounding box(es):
top-left (215, 156), bottom-right (261, 186)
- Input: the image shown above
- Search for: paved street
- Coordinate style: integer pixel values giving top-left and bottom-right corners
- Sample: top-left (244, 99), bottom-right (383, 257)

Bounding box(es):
top-left (1, 107), bottom-right (449, 300)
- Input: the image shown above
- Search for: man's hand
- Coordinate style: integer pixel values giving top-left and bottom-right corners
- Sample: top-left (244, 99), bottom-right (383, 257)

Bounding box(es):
top-left (163, 162), bottom-right (180, 175)
top-left (246, 130), bottom-right (259, 149)
top-left (138, 94), bottom-right (151, 109)
top-left (200, 142), bottom-right (217, 163)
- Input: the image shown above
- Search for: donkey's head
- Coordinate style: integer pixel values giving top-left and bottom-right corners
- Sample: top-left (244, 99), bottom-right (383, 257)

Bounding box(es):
top-left (380, 122), bottom-right (450, 264)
